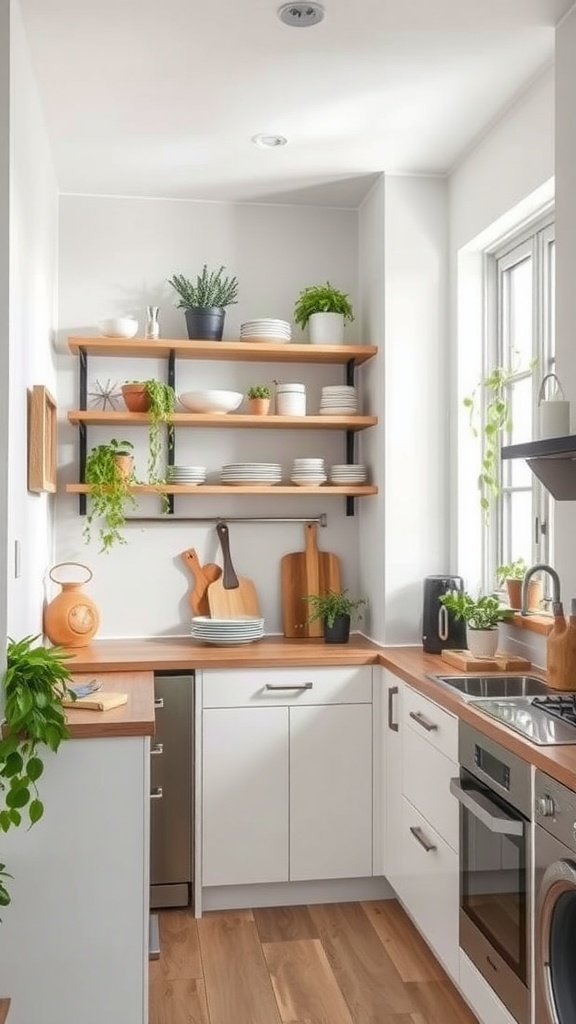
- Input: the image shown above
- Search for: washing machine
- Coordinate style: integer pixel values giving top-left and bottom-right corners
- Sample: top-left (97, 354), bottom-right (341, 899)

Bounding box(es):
top-left (534, 769), bottom-right (576, 1024)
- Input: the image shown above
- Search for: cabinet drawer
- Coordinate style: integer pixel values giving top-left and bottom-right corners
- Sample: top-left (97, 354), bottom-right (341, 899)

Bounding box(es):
top-left (202, 665), bottom-right (372, 708)
top-left (403, 685), bottom-right (458, 761)
top-left (394, 796), bottom-right (459, 981)
top-left (402, 724), bottom-right (459, 852)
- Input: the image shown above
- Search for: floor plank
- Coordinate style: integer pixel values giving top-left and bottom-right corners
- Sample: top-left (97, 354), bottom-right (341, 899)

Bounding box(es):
top-left (158, 910), bottom-right (203, 980)
top-left (309, 902), bottom-right (414, 1021)
top-left (198, 910), bottom-right (282, 1024)
top-left (254, 905), bottom-right (319, 943)
top-left (264, 938), bottom-right (354, 1024)
top-left (407, 980), bottom-right (478, 1024)
top-left (361, 900), bottom-right (445, 983)
top-left (149, 968), bottom-right (210, 1024)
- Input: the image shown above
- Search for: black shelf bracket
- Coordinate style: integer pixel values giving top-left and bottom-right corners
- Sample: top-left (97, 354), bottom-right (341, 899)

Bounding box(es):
top-left (79, 347), bottom-right (88, 515)
top-left (345, 356), bottom-right (356, 516)
top-left (166, 350), bottom-right (176, 515)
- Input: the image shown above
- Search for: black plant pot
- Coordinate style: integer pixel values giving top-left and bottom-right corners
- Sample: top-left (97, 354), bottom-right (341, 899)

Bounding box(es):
top-left (324, 614), bottom-right (351, 644)
top-left (185, 306), bottom-right (226, 341)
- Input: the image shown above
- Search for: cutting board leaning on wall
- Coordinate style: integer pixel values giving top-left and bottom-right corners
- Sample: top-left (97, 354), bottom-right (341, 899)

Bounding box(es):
top-left (281, 522), bottom-right (342, 638)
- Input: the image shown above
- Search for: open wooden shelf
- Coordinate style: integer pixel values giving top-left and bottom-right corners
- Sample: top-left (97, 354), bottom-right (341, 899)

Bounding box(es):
top-left (68, 337), bottom-right (378, 366)
top-left (66, 483), bottom-right (378, 497)
top-left (67, 410), bottom-right (378, 431)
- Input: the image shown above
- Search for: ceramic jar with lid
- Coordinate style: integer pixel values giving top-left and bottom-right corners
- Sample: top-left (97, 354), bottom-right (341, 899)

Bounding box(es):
top-left (275, 382), bottom-right (306, 416)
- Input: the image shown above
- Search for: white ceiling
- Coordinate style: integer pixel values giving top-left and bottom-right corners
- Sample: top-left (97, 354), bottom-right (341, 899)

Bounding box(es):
top-left (19, 0), bottom-right (574, 207)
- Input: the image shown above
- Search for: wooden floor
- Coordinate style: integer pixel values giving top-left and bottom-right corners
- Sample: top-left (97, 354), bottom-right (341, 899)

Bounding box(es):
top-left (149, 899), bottom-right (479, 1024)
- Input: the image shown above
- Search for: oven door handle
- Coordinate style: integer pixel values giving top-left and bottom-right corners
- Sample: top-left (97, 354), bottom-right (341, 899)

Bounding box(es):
top-left (450, 778), bottom-right (524, 836)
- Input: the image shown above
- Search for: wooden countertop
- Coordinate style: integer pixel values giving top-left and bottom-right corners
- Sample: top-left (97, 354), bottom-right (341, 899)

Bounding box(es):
top-left (65, 670), bottom-right (155, 739)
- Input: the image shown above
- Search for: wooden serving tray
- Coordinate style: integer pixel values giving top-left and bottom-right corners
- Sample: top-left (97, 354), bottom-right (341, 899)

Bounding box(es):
top-left (441, 649), bottom-right (532, 672)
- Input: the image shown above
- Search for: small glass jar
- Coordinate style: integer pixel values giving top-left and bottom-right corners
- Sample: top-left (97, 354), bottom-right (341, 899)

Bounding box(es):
top-left (276, 382), bottom-right (306, 416)
top-left (145, 306), bottom-right (160, 340)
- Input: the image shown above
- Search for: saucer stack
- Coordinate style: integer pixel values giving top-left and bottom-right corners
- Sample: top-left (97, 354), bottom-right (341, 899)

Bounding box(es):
top-left (319, 385), bottom-right (358, 415)
top-left (191, 616), bottom-right (265, 646)
top-left (167, 464), bottom-right (207, 486)
top-left (290, 458), bottom-right (327, 487)
top-left (240, 319), bottom-right (291, 344)
top-left (330, 463), bottom-right (368, 485)
top-left (220, 462), bottom-right (282, 485)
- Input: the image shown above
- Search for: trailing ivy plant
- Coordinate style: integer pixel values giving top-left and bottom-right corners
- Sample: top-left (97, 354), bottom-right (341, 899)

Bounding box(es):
top-left (0, 635), bottom-right (75, 916)
top-left (139, 380), bottom-right (175, 484)
top-left (84, 438), bottom-right (137, 552)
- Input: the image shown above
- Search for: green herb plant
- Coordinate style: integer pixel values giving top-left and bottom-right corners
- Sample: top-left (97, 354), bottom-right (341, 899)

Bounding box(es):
top-left (247, 384), bottom-right (271, 400)
top-left (84, 438), bottom-right (137, 552)
top-left (496, 558), bottom-right (529, 583)
top-left (168, 265), bottom-right (239, 310)
top-left (293, 282), bottom-right (354, 330)
top-left (439, 591), bottom-right (512, 630)
top-left (0, 635), bottom-right (75, 916)
top-left (305, 589), bottom-right (366, 629)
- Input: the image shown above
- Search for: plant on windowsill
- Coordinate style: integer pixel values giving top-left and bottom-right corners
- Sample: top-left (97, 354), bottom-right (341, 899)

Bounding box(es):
top-left (439, 590), bottom-right (513, 657)
top-left (293, 281), bottom-right (354, 345)
top-left (167, 264), bottom-right (239, 341)
top-left (121, 380), bottom-right (175, 483)
top-left (496, 559), bottom-right (542, 612)
top-left (305, 589), bottom-right (366, 644)
top-left (0, 635), bottom-right (76, 918)
top-left (84, 438), bottom-right (137, 552)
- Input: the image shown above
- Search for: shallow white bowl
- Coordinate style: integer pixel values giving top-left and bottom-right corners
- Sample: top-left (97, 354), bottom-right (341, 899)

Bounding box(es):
top-left (179, 390), bottom-right (243, 414)
top-left (97, 317), bottom-right (138, 339)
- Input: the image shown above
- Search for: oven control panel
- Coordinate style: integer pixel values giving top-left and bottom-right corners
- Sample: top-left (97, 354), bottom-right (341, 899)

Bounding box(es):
top-left (534, 769), bottom-right (576, 849)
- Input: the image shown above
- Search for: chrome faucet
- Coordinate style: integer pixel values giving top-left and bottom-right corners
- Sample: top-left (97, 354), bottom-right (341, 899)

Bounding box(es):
top-left (521, 563), bottom-right (561, 615)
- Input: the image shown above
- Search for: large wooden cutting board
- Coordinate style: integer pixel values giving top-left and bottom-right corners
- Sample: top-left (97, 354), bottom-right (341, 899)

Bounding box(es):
top-left (207, 523), bottom-right (261, 619)
top-left (281, 522), bottom-right (342, 638)
top-left (441, 649), bottom-right (532, 672)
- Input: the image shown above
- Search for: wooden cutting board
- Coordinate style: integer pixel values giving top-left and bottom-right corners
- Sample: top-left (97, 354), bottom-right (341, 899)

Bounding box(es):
top-left (207, 523), bottom-right (261, 619)
top-left (441, 649), bottom-right (532, 672)
top-left (181, 548), bottom-right (222, 616)
top-left (281, 522), bottom-right (342, 638)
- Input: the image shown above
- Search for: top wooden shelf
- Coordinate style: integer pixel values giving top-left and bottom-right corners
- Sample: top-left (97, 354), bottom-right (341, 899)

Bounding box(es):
top-left (67, 337), bottom-right (377, 366)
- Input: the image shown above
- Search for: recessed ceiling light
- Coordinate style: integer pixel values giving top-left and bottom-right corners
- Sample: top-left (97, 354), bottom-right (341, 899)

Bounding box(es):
top-left (277, 2), bottom-right (325, 28)
top-left (252, 134), bottom-right (288, 148)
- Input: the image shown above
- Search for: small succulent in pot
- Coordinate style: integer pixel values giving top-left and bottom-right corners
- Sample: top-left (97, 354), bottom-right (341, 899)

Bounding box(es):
top-left (168, 265), bottom-right (239, 341)
top-left (247, 384), bottom-right (271, 415)
top-left (84, 438), bottom-right (137, 552)
top-left (247, 385), bottom-right (271, 400)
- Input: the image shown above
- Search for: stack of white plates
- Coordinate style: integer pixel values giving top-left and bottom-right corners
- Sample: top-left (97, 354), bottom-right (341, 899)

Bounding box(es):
top-left (240, 319), bottom-right (291, 344)
top-left (220, 462), bottom-right (283, 485)
top-left (290, 457), bottom-right (327, 487)
top-left (330, 463), bottom-right (368, 484)
top-left (167, 465), bottom-right (207, 485)
top-left (319, 385), bottom-right (358, 415)
top-left (191, 616), bottom-right (265, 646)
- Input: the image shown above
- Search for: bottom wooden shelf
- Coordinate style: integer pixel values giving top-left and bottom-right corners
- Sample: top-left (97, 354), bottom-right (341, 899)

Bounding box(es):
top-left (65, 483), bottom-right (378, 497)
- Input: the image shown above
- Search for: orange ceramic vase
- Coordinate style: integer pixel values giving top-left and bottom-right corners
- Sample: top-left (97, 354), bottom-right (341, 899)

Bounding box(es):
top-left (43, 562), bottom-right (100, 647)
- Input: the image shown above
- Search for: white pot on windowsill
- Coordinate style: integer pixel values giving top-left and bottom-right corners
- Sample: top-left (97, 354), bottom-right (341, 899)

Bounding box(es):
top-left (466, 625), bottom-right (499, 658)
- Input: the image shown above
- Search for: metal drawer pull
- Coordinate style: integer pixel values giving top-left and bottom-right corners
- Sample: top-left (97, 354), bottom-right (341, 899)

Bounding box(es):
top-left (150, 787), bottom-right (163, 800)
top-left (409, 710), bottom-right (438, 732)
top-left (264, 682), bottom-right (313, 691)
top-left (409, 826), bottom-right (436, 853)
top-left (450, 778), bottom-right (523, 836)
top-left (388, 686), bottom-right (399, 732)
top-left (150, 743), bottom-right (163, 756)
top-left (154, 697), bottom-right (164, 709)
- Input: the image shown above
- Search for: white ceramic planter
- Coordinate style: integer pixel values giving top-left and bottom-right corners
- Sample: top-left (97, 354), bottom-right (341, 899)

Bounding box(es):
top-left (466, 626), bottom-right (499, 658)
top-left (275, 382), bottom-right (306, 416)
top-left (308, 311), bottom-right (345, 345)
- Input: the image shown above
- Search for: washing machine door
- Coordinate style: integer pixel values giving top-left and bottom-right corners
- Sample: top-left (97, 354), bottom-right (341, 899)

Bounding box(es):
top-left (537, 858), bottom-right (576, 1024)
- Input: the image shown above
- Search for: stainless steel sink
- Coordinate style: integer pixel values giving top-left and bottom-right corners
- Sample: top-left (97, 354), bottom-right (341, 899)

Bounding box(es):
top-left (427, 673), bottom-right (550, 701)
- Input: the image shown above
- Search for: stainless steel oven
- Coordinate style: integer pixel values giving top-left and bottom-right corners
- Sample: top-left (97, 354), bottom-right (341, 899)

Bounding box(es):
top-left (451, 723), bottom-right (532, 1024)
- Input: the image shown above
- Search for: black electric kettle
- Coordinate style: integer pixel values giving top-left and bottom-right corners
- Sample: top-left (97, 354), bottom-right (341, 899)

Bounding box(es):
top-left (422, 575), bottom-right (467, 654)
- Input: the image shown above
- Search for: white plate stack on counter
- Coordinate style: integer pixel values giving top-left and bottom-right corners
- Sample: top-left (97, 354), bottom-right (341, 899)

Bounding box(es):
top-left (290, 457), bottom-right (327, 486)
top-left (191, 616), bottom-right (265, 645)
top-left (319, 385), bottom-right (358, 415)
top-left (167, 465), bottom-right (207, 485)
top-left (330, 463), bottom-right (368, 485)
top-left (240, 318), bottom-right (292, 344)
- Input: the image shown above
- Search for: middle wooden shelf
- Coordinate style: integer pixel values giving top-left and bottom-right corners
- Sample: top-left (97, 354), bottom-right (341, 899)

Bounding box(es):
top-left (67, 410), bottom-right (378, 431)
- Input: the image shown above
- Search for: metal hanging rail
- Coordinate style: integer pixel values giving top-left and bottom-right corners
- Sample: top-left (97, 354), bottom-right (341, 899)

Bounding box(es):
top-left (124, 513), bottom-right (328, 527)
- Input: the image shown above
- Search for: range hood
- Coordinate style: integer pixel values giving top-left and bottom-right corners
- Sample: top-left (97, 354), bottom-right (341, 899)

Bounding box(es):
top-left (501, 435), bottom-right (576, 500)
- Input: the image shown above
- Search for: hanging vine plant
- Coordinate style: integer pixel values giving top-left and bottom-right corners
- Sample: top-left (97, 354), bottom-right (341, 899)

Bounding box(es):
top-left (122, 380), bottom-right (175, 483)
top-left (0, 635), bottom-right (75, 916)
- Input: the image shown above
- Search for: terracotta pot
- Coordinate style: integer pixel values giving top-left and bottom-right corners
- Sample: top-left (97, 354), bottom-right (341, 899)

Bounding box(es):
top-left (506, 578), bottom-right (542, 611)
top-left (122, 383), bottom-right (150, 412)
top-left (114, 453), bottom-right (134, 480)
top-left (43, 562), bottom-right (100, 648)
top-left (249, 397), bottom-right (270, 415)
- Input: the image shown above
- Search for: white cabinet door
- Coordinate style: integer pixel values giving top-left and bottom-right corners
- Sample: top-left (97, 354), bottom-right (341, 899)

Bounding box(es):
top-left (202, 706), bottom-right (289, 886)
top-left (289, 703), bottom-right (373, 881)
top-left (382, 669), bottom-right (404, 888)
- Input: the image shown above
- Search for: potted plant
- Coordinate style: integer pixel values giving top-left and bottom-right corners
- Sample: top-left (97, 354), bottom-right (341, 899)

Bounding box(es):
top-left (168, 264), bottom-right (239, 341)
top-left (305, 589), bottom-right (366, 644)
top-left (247, 384), bottom-right (271, 415)
top-left (496, 559), bottom-right (542, 612)
top-left (0, 635), bottom-right (76, 916)
top-left (83, 438), bottom-right (137, 552)
top-left (293, 281), bottom-right (354, 345)
top-left (439, 590), bottom-right (512, 657)
top-left (121, 380), bottom-right (175, 482)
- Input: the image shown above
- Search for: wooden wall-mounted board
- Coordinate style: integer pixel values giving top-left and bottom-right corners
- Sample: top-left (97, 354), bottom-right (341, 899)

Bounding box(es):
top-left (28, 385), bottom-right (57, 493)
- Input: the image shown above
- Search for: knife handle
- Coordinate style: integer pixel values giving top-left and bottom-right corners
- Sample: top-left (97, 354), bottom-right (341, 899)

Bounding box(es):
top-left (216, 522), bottom-right (239, 590)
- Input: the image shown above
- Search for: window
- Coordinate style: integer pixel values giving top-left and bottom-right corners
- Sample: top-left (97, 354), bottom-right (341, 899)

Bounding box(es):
top-left (485, 214), bottom-right (555, 587)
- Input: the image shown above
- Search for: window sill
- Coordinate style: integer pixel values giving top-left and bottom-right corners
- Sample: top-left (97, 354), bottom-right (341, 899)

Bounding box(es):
top-left (510, 612), bottom-right (553, 636)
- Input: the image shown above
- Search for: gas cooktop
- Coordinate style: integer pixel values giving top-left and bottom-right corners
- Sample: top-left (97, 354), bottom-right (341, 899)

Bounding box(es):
top-left (470, 692), bottom-right (576, 745)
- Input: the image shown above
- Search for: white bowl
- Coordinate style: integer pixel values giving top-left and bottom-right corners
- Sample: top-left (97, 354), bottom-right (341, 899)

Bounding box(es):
top-left (97, 317), bottom-right (138, 339)
top-left (179, 390), bottom-right (243, 414)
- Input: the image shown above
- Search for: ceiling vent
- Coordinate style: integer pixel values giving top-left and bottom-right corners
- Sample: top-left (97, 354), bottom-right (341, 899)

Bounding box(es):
top-left (277, 3), bottom-right (325, 28)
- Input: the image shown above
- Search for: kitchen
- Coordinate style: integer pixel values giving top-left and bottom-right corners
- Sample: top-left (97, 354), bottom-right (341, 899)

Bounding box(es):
top-left (2, 0), bottom-right (576, 1022)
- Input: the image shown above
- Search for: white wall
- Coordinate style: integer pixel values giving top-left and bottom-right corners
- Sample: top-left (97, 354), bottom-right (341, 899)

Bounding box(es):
top-left (55, 196), bottom-right (362, 637)
top-left (8, 0), bottom-right (59, 638)
top-left (0, 4), bottom-right (10, 678)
